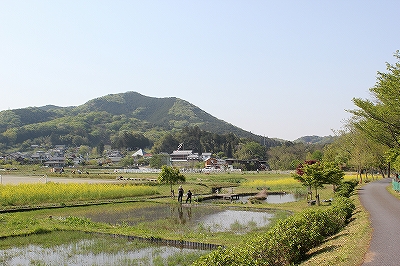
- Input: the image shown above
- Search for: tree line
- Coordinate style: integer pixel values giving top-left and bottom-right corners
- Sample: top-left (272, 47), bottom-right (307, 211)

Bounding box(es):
top-left (320, 51), bottom-right (400, 180)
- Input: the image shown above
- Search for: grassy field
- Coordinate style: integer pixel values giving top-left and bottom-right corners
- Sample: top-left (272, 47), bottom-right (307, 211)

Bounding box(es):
top-left (0, 168), bottom-right (370, 265)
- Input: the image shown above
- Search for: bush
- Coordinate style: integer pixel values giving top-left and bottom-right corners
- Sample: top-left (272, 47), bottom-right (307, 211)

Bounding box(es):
top-left (331, 196), bottom-right (356, 220)
top-left (335, 179), bottom-right (358, 198)
top-left (193, 197), bottom-right (355, 266)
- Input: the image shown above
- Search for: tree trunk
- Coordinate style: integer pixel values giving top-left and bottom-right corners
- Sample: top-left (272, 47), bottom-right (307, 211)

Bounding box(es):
top-left (307, 186), bottom-right (312, 201)
top-left (315, 188), bottom-right (320, 206)
top-left (316, 194), bottom-right (320, 206)
top-left (379, 167), bottom-right (386, 178)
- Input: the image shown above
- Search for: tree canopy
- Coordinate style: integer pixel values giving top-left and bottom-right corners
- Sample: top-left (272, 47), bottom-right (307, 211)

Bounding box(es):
top-left (349, 51), bottom-right (400, 173)
top-left (157, 165), bottom-right (186, 193)
top-left (293, 160), bottom-right (344, 205)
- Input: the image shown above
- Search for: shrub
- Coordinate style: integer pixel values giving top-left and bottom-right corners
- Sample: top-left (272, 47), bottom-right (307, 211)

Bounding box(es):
top-left (193, 197), bottom-right (355, 266)
top-left (335, 180), bottom-right (358, 198)
top-left (331, 196), bottom-right (356, 220)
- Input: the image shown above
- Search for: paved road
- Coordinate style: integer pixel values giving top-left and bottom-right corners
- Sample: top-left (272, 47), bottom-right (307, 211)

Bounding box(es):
top-left (0, 174), bottom-right (118, 185)
top-left (359, 178), bottom-right (400, 265)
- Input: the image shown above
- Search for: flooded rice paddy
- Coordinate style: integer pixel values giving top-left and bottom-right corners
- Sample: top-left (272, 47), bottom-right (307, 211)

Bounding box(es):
top-left (0, 201), bottom-right (283, 265)
top-left (0, 231), bottom-right (208, 266)
top-left (83, 203), bottom-right (276, 233)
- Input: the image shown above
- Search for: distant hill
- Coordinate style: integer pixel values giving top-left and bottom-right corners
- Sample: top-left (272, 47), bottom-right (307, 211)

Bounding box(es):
top-left (0, 91), bottom-right (279, 151)
top-left (74, 92), bottom-right (257, 137)
top-left (294, 135), bottom-right (336, 145)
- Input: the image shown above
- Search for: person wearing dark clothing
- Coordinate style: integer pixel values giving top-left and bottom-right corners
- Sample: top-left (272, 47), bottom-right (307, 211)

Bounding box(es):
top-left (186, 190), bottom-right (192, 203)
top-left (178, 185), bottom-right (184, 203)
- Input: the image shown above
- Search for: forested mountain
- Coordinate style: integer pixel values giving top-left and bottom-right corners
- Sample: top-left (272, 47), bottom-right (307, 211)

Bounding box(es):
top-left (0, 91), bottom-right (279, 153)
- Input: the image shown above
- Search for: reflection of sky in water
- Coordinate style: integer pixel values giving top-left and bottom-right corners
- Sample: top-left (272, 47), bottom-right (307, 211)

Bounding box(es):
top-left (67, 203), bottom-right (277, 234)
top-left (0, 240), bottom-right (207, 266)
top-left (199, 210), bottom-right (274, 232)
top-left (265, 193), bottom-right (297, 203)
top-left (83, 204), bottom-right (276, 233)
top-left (235, 193), bottom-right (299, 204)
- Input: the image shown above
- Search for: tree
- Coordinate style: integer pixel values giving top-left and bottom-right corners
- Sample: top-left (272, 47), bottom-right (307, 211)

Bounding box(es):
top-left (267, 142), bottom-right (313, 170)
top-left (234, 141), bottom-right (266, 160)
top-left (111, 131), bottom-right (150, 150)
top-left (293, 160), bottom-right (344, 205)
top-left (97, 141), bottom-right (105, 156)
top-left (151, 133), bottom-right (180, 154)
top-left (149, 154), bottom-right (170, 168)
top-left (120, 156), bottom-right (134, 167)
top-left (349, 51), bottom-right (400, 176)
top-left (158, 165), bottom-right (185, 196)
top-left (293, 161), bottom-right (323, 204)
top-left (323, 162), bottom-right (345, 188)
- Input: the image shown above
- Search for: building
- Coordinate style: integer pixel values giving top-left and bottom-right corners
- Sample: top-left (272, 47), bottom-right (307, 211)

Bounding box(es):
top-left (107, 151), bottom-right (123, 163)
top-left (170, 150), bottom-right (194, 162)
top-left (204, 158), bottom-right (226, 169)
top-left (44, 156), bottom-right (66, 171)
top-left (132, 149), bottom-right (152, 159)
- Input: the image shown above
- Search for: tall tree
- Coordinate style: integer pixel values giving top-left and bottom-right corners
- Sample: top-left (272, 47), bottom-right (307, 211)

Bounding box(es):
top-left (349, 51), bottom-right (400, 176)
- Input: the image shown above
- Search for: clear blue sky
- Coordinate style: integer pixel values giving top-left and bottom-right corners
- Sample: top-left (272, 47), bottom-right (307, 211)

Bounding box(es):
top-left (1, 1), bottom-right (399, 141)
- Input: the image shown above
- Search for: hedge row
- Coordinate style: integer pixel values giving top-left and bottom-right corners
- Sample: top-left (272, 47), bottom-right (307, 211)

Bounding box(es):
top-left (335, 180), bottom-right (359, 198)
top-left (192, 196), bottom-right (355, 266)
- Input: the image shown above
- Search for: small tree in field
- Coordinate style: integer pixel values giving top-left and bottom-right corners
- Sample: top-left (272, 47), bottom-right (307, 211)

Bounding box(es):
top-left (293, 161), bottom-right (344, 205)
top-left (293, 160), bottom-right (323, 204)
top-left (158, 165), bottom-right (185, 197)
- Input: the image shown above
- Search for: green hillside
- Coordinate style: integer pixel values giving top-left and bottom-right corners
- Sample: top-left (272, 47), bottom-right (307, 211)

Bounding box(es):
top-left (0, 91), bottom-right (278, 152)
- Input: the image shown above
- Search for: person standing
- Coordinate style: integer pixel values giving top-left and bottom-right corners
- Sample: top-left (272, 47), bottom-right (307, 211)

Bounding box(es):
top-left (178, 185), bottom-right (184, 203)
top-left (186, 190), bottom-right (192, 203)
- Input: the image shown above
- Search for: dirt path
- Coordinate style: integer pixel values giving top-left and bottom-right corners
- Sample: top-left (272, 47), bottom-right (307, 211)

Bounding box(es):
top-left (359, 178), bottom-right (400, 265)
top-left (0, 174), bottom-right (117, 184)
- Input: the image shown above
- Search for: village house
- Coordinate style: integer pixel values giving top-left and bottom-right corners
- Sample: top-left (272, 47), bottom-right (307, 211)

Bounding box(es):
top-left (30, 151), bottom-right (49, 164)
top-left (44, 156), bottom-right (66, 172)
top-left (107, 151), bottom-right (124, 163)
top-left (204, 157), bottom-right (227, 169)
top-left (170, 150), bottom-right (194, 162)
top-left (132, 149), bottom-right (152, 159)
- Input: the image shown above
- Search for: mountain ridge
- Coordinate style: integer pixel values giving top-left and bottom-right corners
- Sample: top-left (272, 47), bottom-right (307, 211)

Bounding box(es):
top-left (0, 91), bottom-right (280, 151)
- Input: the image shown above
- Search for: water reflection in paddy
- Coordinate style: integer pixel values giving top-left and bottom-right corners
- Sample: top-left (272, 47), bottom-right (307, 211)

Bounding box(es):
top-left (199, 209), bottom-right (274, 232)
top-left (0, 232), bottom-right (208, 266)
top-left (83, 204), bottom-right (276, 233)
top-left (239, 193), bottom-right (301, 204)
